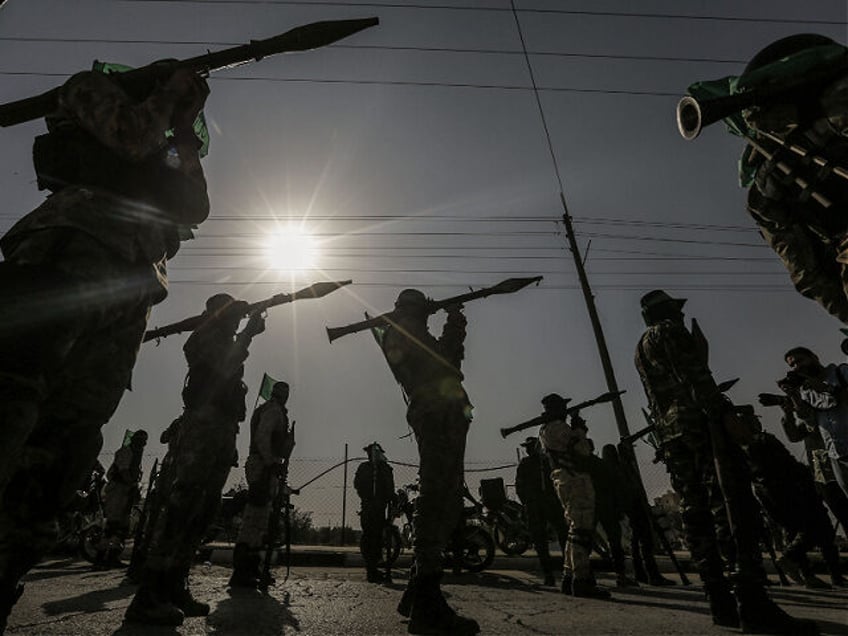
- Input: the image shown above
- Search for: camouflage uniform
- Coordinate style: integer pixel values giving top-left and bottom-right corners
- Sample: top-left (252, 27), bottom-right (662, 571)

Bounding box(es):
top-left (354, 444), bottom-right (395, 582)
top-left (635, 290), bottom-right (815, 634)
top-left (514, 440), bottom-right (566, 585)
top-left (382, 289), bottom-right (479, 634)
top-left (96, 431), bottom-right (147, 567)
top-left (781, 409), bottom-right (848, 536)
top-left (0, 68), bottom-right (208, 627)
top-left (538, 401), bottom-right (606, 597)
top-left (126, 300), bottom-right (263, 625)
top-left (737, 36), bottom-right (848, 323)
top-left (229, 383), bottom-right (294, 588)
top-left (743, 428), bottom-right (844, 586)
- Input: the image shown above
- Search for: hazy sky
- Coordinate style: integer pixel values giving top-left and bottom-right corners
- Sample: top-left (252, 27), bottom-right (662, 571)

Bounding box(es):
top-left (1, 0), bottom-right (847, 497)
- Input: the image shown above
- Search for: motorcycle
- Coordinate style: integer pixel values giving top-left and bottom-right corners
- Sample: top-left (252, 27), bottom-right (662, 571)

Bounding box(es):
top-left (476, 478), bottom-right (531, 556)
top-left (396, 482), bottom-right (495, 574)
top-left (55, 468), bottom-right (107, 563)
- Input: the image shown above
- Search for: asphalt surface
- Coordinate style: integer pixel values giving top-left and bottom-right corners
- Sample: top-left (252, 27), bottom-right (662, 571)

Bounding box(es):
top-left (5, 555), bottom-right (847, 636)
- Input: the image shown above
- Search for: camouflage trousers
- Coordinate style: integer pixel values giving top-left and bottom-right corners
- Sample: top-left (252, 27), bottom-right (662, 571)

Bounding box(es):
top-left (143, 405), bottom-right (238, 574)
top-left (551, 469), bottom-right (595, 581)
top-left (662, 435), bottom-right (765, 587)
top-left (524, 498), bottom-right (567, 574)
top-left (0, 228), bottom-right (155, 499)
top-left (103, 482), bottom-right (136, 529)
top-left (0, 231), bottom-right (152, 590)
top-left (236, 457), bottom-right (278, 550)
top-left (407, 396), bottom-right (469, 576)
top-left (359, 500), bottom-right (390, 569)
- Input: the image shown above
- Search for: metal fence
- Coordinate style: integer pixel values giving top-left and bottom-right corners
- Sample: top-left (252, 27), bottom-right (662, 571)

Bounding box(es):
top-left (239, 448), bottom-right (676, 541)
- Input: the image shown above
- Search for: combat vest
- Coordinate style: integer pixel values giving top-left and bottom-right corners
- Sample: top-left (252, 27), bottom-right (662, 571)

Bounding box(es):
top-left (248, 401), bottom-right (289, 459)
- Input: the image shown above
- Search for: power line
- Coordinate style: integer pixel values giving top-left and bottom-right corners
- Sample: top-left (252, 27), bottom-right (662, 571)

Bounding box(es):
top-left (0, 36), bottom-right (748, 65)
top-left (164, 279), bottom-right (795, 292)
top-left (116, 1), bottom-right (848, 26)
top-left (0, 70), bottom-right (682, 96)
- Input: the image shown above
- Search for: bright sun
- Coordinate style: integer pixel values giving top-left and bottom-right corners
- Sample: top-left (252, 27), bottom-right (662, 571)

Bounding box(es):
top-left (263, 226), bottom-right (319, 271)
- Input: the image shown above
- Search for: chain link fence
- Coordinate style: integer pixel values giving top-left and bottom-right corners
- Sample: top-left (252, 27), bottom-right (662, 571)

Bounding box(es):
top-left (218, 448), bottom-right (678, 546)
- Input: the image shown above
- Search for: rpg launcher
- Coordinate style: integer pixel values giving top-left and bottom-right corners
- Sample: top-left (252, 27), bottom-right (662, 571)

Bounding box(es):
top-left (0, 17), bottom-right (379, 127)
top-left (326, 276), bottom-right (542, 343)
top-left (499, 390), bottom-right (625, 439)
top-left (143, 279), bottom-right (351, 343)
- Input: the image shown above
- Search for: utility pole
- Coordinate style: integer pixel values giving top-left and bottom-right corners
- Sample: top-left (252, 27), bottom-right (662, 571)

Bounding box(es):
top-left (559, 192), bottom-right (631, 439)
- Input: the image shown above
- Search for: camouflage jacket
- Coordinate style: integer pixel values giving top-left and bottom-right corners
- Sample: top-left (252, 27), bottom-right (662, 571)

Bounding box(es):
top-left (635, 318), bottom-right (722, 445)
top-left (538, 417), bottom-right (593, 475)
top-left (0, 70), bottom-right (209, 302)
top-left (247, 400), bottom-right (292, 465)
top-left (381, 309), bottom-right (468, 406)
top-left (354, 460), bottom-right (395, 504)
top-left (745, 74), bottom-right (848, 323)
top-left (182, 321), bottom-right (251, 420)
top-left (106, 445), bottom-right (143, 486)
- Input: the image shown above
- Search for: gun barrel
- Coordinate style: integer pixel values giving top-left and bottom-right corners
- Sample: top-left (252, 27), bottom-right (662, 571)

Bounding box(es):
top-left (676, 92), bottom-right (759, 140)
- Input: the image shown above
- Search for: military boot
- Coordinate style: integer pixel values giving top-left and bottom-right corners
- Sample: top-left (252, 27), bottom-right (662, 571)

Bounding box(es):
top-left (645, 559), bottom-right (675, 587)
top-left (366, 566), bottom-right (386, 583)
top-left (704, 581), bottom-right (739, 628)
top-left (572, 578), bottom-right (611, 599)
top-left (397, 577), bottom-right (416, 618)
top-left (632, 556), bottom-right (648, 584)
top-left (124, 572), bottom-right (184, 626)
top-left (560, 572), bottom-right (573, 596)
top-left (229, 543), bottom-right (261, 589)
top-left (736, 585), bottom-right (819, 635)
top-left (169, 569), bottom-right (210, 617)
top-left (106, 546), bottom-right (127, 569)
top-left (407, 573), bottom-right (480, 635)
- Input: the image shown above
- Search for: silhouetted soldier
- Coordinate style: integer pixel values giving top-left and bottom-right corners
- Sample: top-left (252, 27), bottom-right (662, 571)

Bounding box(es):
top-left (0, 65), bottom-right (209, 631)
top-left (95, 430), bottom-right (148, 569)
top-left (635, 289), bottom-right (816, 634)
top-left (126, 294), bottom-right (265, 625)
top-left (515, 436), bottom-right (566, 587)
top-left (738, 409), bottom-right (844, 588)
top-left (600, 444), bottom-right (674, 587)
top-left (538, 394), bottom-right (611, 599)
top-left (354, 442), bottom-right (395, 583)
top-left (229, 380), bottom-right (295, 588)
top-left (383, 289), bottom-right (479, 635)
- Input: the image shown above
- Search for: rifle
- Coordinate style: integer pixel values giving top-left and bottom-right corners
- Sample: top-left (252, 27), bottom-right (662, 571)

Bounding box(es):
top-left (326, 276), bottom-right (542, 343)
top-left (260, 458), bottom-right (300, 589)
top-left (0, 18), bottom-right (379, 128)
top-left (144, 280), bottom-right (351, 343)
top-left (499, 390), bottom-right (625, 439)
top-left (127, 458), bottom-right (158, 581)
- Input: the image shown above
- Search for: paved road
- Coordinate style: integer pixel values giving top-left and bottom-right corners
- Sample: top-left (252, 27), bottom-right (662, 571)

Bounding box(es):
top-left (5, 558), bottom-right (847, 635)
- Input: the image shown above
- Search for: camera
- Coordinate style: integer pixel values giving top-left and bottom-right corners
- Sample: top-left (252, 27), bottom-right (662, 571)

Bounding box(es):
top-left (757, 393), bottom-right (787, 408)
top-left (777, 370), bottom-right (805, 390)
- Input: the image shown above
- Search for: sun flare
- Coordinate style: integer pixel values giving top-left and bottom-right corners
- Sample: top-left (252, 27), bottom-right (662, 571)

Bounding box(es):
top-left (263, 226), bottom-right (319, 271)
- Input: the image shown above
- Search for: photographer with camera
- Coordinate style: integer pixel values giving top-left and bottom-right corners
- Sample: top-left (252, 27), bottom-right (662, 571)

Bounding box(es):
top-left (770, 348), bottom-right (848, 509)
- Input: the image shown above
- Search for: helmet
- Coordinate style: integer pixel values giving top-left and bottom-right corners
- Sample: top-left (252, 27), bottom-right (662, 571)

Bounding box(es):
top-left (743, 34), bottom-right (838, 76)
top-left (394, 289), bottom-right (428, 311)
top-left (131, 430), bottom-right (148, 445)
